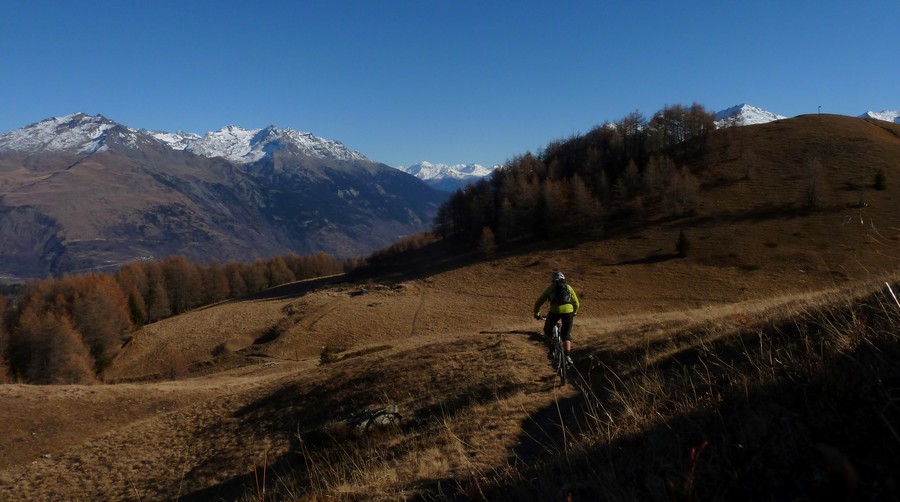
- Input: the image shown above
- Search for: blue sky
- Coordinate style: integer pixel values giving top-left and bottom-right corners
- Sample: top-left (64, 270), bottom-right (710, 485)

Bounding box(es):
top-left (2, 1), bottom-right (897, 168)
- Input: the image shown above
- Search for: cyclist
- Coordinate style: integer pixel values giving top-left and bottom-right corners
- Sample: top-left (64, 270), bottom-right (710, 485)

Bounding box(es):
top-left (533, 271), bottom-right (580, 364)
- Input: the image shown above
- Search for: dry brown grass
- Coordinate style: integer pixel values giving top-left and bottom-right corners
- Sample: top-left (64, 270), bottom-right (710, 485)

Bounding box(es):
top-left (474, 280), bottom-right (900, 501)
top-left (2, 115), bottom-right (900, 500)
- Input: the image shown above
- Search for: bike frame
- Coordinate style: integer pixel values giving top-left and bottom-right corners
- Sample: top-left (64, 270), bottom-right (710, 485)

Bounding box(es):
top-left (544, 318), bottom-right (568, 386)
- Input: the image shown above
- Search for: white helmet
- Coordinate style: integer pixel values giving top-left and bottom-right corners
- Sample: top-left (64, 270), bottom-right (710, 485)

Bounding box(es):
top-left (551, 271), bottom-right (565, 283)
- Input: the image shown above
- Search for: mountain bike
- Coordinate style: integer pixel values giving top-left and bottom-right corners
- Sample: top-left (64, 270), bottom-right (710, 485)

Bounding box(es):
top-left (540, 317), bottom-right (569, 386)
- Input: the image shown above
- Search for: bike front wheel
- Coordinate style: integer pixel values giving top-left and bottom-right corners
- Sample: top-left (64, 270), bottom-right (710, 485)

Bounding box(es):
top-left (554, 338), bottom-right (567, 386)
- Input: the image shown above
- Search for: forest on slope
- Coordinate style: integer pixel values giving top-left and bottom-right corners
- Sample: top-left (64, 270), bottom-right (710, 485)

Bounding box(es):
top-left (0, 253), bottom-right (356, 384)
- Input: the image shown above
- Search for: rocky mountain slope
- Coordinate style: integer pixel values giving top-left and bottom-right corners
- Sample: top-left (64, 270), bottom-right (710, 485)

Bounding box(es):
top-left (0, 114), bottom-right (445, 280)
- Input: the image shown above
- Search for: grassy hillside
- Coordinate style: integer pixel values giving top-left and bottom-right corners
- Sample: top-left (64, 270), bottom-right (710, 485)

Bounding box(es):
top-left (1, 114), bottom-right (899, 500)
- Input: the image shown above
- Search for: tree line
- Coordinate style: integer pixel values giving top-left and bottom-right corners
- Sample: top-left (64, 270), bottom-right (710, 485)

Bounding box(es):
top-left (435, 103), bottom-right (715, 248)
top-left (0, 252), bottom-right (358, 384)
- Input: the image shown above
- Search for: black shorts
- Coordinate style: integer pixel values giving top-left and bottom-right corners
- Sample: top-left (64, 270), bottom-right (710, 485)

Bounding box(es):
top-left (544, 312), bottom-right (574, 342)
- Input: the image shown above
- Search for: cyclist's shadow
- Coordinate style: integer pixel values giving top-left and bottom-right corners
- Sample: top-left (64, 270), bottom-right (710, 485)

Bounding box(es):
top-left (479, 329), bottom-right (546, 343)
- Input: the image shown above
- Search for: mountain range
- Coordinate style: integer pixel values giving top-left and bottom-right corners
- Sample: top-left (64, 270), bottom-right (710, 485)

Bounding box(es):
top-left (1, 104), bottom-right (897, 280)
top-left (0, 114), bottom-right (370, 164)
top-left (0, 113), bottom-right (445, 280)
top-left (395, 161), bottom-right (494, 192)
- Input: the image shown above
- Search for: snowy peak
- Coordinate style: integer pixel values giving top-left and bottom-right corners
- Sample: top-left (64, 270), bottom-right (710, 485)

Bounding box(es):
top-left (0, 112), bottom-right (121, 154)
top-left (859, 110), bottom-right (900, 124)
top-left (155, 124), bottom-right (369, 164)
top-left (715, 104), bottom-right (786, 128)
top-left (1, 113), bottom-right (369, 164)
top-left (401, 161), bottom-right (492, 180)
top-left (397, 161), bottom-right (495, 191)
top-left (145, 130), bottom-right (201, 150)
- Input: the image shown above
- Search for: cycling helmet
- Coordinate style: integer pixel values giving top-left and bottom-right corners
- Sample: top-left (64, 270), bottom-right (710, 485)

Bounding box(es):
top-left (551, 271), bottom-right (565, 283)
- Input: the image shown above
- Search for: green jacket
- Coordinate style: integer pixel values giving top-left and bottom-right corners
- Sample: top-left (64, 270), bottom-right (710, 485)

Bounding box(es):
top-left (534, 283), bottom-right (580, 316)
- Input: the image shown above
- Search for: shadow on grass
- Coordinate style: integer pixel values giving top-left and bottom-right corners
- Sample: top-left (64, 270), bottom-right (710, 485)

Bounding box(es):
top-left (180, 336), bottom-right (540, 501)
top-left (477, 293), bottom-right (900, 501)
top-left (606, 252), bottom-right (681, 267)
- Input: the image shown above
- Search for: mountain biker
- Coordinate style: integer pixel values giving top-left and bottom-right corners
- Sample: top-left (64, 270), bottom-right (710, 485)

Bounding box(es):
top-left (533, 271), bottom-right (580, 364)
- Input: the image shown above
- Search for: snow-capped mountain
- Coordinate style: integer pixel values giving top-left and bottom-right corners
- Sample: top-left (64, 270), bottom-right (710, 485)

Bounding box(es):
top-left (0, 113), bottom-right (121, 154)
top-left (154, 125), bottom-right (369, 164)
top-left (0, 113), bottom-right (368, 164)
top-left (859, 110), bottom-right (900, 124)
top-left (714, 104), bottom-right (786, 128)
top-left (397, 161), bottom-right (495, 192)
top-left (0, 113), bottom-right (445, 279)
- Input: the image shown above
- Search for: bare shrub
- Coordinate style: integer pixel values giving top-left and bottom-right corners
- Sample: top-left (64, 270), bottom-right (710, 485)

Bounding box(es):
top-left (477, 226), bottom-right (497, 255)
top-left (163, 348), bottom-right (190, 380)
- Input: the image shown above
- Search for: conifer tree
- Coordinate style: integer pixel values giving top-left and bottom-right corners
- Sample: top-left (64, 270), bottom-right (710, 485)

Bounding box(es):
top-left (241, 260), bottom-right (269, 294)
top-left (67, 274), bottom-right (132, 372)
top-left (201, 262), bottom-right (231, 305)
top-left (162, 256), bottom-right (203, 314)
top-left (568, 174), bottom-right (602, 236)
top-left (266, 256), bottom-right (296, 288)
top-left (12, 310), bottom-right (96, 384)
top-left (144, 262), bottom-right (172, 322)
top-left (224, 262), bottom-right (248, 298)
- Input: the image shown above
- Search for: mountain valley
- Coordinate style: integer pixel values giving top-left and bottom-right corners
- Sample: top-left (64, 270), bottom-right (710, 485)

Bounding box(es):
top-left (0, 114), bottom-right (445, 280)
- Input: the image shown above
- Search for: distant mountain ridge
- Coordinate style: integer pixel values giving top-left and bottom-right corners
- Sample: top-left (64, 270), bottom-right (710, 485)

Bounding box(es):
top-left (154, 124), bottom-right (368, 164)
top-left (0, 113), bottom-right (368, 164)
top-left (714, 103), bottom-right (900, 128)
top-left (859, 110), bottom-right (900, 124)
top-left (396, 162), bottom-right (495, 191)
top-left (0, 113), bottom-right (444, 280)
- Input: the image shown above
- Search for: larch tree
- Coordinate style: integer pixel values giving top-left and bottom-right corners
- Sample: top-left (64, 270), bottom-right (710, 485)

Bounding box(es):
top-left (161, 256), bottom-right (203, 314)
top-left (71, 274), bottom-right (132, 372)
top-left (12, 309), bottom-right (96, 384)
top-left (144, 262), bottom-right (172, 323)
